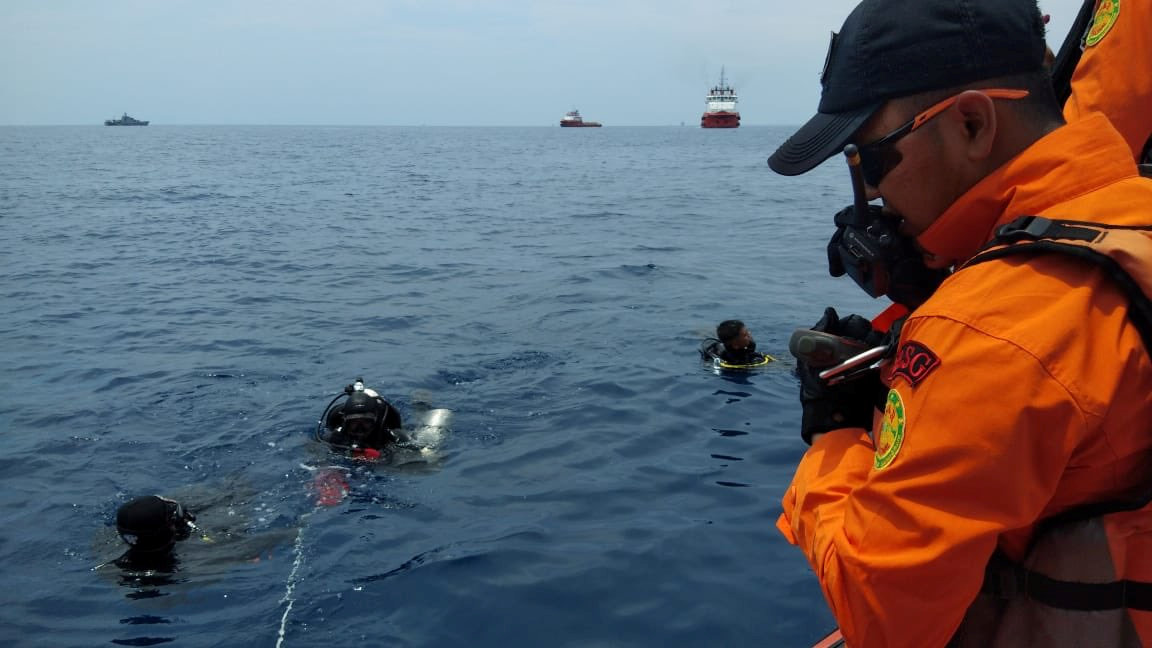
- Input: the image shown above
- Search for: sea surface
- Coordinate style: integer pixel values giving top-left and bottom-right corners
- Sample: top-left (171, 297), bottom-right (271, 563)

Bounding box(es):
top-left (0, 125), bottom-right (883, 648)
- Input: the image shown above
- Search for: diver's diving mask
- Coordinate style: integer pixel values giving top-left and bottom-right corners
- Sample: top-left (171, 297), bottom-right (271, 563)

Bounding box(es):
top-left (341, 414), bottom-right (379, 440)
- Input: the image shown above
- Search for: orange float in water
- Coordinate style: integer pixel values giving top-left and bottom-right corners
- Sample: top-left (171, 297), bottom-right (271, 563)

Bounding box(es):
top-left (312, 469), bottom-right (350, 507)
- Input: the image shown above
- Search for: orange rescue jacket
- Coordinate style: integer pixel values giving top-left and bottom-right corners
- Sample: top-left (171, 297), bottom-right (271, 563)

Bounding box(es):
top-left (1063, 0), bottom-right (1152, 162)
top-left (947, 216), bottom-right (1152, 648)
top-left (777, 114), bottom-right (1152, 647)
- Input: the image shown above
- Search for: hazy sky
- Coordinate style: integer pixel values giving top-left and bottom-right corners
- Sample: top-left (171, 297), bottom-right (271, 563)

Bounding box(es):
top-left (1, 0), bottom-right (1086, 126)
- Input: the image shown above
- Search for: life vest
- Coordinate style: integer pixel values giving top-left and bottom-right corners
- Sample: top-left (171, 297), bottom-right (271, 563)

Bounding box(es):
top-left (699, 338), bottom-right (771, 368)
top-left (948, 216), bottom-right (1152, 647)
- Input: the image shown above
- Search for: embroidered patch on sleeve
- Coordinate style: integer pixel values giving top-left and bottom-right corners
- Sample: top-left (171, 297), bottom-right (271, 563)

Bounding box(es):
top-left (890, 340), bottom-right (941, 387)
top-left (1084, 0), bottom-right (1119, 48)
top-left (875, 389), bottom-right (906, 470)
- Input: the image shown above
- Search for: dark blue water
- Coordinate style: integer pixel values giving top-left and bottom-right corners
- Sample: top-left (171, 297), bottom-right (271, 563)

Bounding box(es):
top-left (0, 126), bottom-right (881, 647)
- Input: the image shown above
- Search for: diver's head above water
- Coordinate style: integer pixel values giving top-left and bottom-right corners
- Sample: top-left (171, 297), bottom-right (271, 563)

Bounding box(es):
top-left (320, 379), bottom-right (404, 454)
top-left (116, 495), bottom-right (195, 555)
top-left (717, 319), bottom-right (755, 353)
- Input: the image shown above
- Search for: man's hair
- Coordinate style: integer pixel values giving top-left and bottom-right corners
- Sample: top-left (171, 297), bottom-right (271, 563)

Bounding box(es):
top-left (896, 68), bottom-right (1065, 130)
top-left (717, 320), bottom-right (744, 343)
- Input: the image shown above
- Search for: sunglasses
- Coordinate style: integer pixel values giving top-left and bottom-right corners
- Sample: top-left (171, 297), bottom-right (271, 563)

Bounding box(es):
top-left (856, 89), bottom-right (1030, 187)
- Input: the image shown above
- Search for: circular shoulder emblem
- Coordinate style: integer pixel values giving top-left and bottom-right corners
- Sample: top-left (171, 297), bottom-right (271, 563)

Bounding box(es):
top-left (874, 389), bottom-right (906, 470)
top-left (1085, 0), bottom-right (1119, 48)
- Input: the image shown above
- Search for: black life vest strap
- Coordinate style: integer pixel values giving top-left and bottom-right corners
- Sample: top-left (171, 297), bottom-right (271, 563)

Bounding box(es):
top-left (967, 216), bottom-right (1152, 611)
top-left (966, 216), bottom-right (1152, 354)
top-left (982, 551), bottom-right (1152, 611)
top-left (1050, 0), bottom-right (1099, 107)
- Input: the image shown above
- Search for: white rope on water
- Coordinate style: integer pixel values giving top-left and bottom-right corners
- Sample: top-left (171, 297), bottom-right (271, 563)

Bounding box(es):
top-left (273, 518), bottom-right (304, 645)
top-left (275, 514), bottom-right (309, 648)
top-left (278, 463), bottom-right (334, 648)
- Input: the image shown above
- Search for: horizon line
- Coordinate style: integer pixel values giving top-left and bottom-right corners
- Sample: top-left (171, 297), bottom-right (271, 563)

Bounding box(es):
top-left (0, 123), bottom-right (801, 128)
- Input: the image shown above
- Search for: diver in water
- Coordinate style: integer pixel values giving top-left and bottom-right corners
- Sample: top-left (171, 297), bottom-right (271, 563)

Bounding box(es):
top-left (114, 494), bottom-right (198, 569)
top-left (97, 485), bottom-right (300, 582)
top-left (316, 378), bottom-right (408, 458)
top-left (700, 320), bottom-right (767, 366)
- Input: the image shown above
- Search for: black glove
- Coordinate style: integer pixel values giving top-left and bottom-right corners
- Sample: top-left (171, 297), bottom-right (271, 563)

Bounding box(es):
top-left (797, 307), bottom-right (887, 444)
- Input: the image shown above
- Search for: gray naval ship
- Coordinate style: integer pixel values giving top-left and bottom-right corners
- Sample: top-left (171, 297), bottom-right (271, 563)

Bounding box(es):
top-left (104, 112), bottom-right (149, 126)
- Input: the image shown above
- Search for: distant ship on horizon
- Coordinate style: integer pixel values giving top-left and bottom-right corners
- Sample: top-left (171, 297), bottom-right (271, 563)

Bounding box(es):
top-left (701, 68), bottom-right (739, 129)
top-left (560, 110), bottom-right (601, 127)
top-left (104, 112), bottom-right (149, 126)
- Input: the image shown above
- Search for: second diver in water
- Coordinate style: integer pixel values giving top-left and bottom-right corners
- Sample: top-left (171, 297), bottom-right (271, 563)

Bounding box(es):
top-left (113, 494), bottom-right (199, 570)
top-left (316, 378), bottom-right (407, 459)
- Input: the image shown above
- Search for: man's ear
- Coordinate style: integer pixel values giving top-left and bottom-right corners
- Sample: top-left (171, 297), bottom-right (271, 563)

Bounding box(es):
top-left (951, 91), bottom-right (998, 161)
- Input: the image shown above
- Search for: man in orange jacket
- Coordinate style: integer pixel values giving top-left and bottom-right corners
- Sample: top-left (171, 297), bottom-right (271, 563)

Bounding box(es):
top-left (767, 0), bottom-right (1152, 646)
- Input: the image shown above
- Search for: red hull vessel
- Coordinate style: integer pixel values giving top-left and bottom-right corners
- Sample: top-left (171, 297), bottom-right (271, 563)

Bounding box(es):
top-left (560, 110), bottom-right (602, 127)
top-left (701, 112), bottom-right (740, 128)
top-left (701, 68), bottom-right (740, 128)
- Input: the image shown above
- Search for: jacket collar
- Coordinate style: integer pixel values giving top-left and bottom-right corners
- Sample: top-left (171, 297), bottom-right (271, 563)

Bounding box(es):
top-left (915, 113), bottom-right (1139, 266)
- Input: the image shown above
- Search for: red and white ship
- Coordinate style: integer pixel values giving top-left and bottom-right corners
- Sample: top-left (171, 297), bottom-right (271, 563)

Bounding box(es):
top-left (560, 110), bottom-right (602, 127)
top-left (701, 68), bottom-right (740, 128)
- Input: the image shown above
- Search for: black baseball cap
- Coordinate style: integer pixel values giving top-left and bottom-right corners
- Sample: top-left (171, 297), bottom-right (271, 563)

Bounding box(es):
top-left (768, 0), bottom-right (1047, 176)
